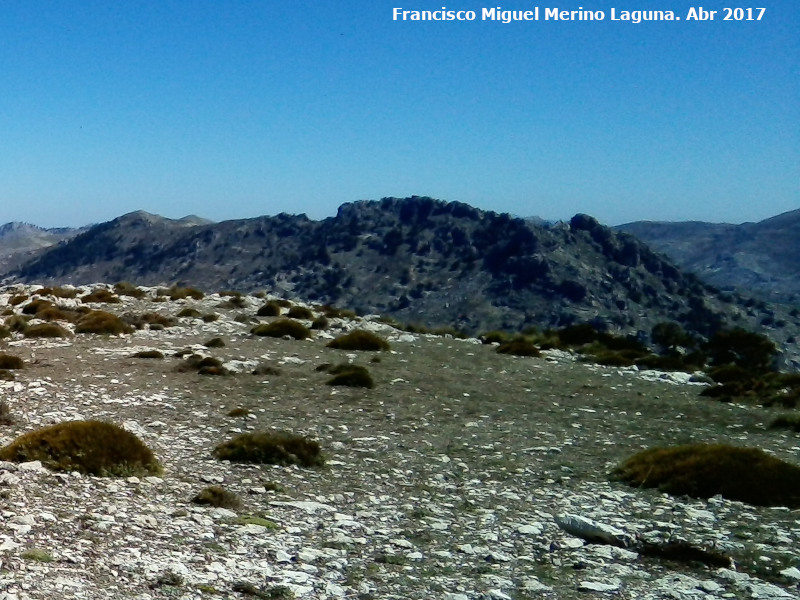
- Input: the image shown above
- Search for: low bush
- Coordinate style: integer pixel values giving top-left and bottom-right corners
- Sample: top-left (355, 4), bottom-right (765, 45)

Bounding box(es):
top-left (22, 299), bottom-right (54, 315)
top-left (326, 364), bottom-right (374, 388)
top-left (124, 312), bottom-right (178, 329)
top-left (114, 282), bottom-right (146, 298)
top-left (213, 431), bottom-right (324, 467)
top-left (311, 316), bottom-right (329, 330)
top-left (176, 308), bottom-right (202, 319)
top-left (202, 313), bottom-right (219, 322)
top-left (227, 407), bottom-right (250, 417)
top-left (191, 485), bottom-right (241, 510)
top-left (0, 420), bottom-right (162, 476)
top-left (5, 315), bottom-right (29, 333)
top-left (769, 414), bottom-right (800, 432)
top-left (612, 443), bottom-right (800, 508)
top-left (256, 302), bottom-right (282, 317)
top-left (75, 311), bottom-right (135, 335)
top-left (132, 350), bottom-right (164, 359)
top-left (8, 294), bottom-right (28, 306)
top-left (204, 337), bottom-right (225, 348)
top-left (168, 286), bottom-right (205, 301)
top-left (252, 364), bottom-right (282, 376)
top-left (251, 319), bottom-right (311, 340)
top-left (480, 331), bottom-right (510, 345)
top-left (35, 305), bottom-right (81, 322)
top-left (0, 354), bottom-right (24, 370)
top-left (496, 337), bottom-right (540, 357)
top-left (81, 289), bottom-right (121, 304)
top-left (24, 323), bottom-right (71, 338)
top-left (327, 330), bottom-right (390, 351)
top-left (286, 305), bottom-right (314, 319)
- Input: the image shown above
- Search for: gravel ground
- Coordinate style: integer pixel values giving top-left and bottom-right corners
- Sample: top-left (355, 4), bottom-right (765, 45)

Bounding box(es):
top-left (0, 284), bottom-right (797, 600)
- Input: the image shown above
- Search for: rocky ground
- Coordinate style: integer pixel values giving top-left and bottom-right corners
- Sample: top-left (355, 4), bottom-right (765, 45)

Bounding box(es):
top-left (0, 284), bottom-right (798, 599)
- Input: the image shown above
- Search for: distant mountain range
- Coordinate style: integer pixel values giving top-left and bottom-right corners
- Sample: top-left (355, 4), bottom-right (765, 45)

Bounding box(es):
top-left (1, 197), bottom-right (797, 369)
top-left (617, 209), bottom-right (800, 304)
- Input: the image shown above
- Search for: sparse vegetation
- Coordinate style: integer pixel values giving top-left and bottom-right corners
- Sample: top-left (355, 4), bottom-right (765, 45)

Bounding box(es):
top-left (168, 286), bottom-right (205, 301)
top-left (251, 319), bottom-right (311, 340)
top-left (114, 281), bottom-right (147, 298)
top-left (327, 330), bottom-right (390, 351)
top-left (0, 420), bottom-right (162, 476)
top-left (213, 431), bottom-right (324, 467)
top-left (612, 443), bottom-right (800, 508)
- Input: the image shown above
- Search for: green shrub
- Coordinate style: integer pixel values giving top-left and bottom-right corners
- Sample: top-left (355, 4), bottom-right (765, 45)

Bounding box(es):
top-left (191, 485), bottom-right (241, 510)
top-left (0, 420), bottom-right (162, 476)
top-left (75, 311), bottom-right (135, 335)
top-left (204, 337), bottom-right (225, 348)
top-left (251, 319), bottom-right (311, 340)
top-left (0, 354), bottom-right (23, 370)
top-left (177, 308), bottom-right (202, 318)
top-left (557, 323), bottom-right (600, 346)
top-left (24, 323), bottom-right (71, 338)
top-left (213, 431), bottom-right (324, 467)
top-left (132, 350), bottom-right (164, 359)
top-left (81, 289), bottom-right (121, 304)
top-left (612, 443), bottom-right (800, 508)
top-left (496, 337), bottom-right (540, 357)
top-left (287, 305), bottom-right (314, 319)
top-left (327, 330), bottom-right (390, 351)
top-left (705, 328), bottom-right (778, 372)
top-left (256, 302), bottom-right (282, 317)
top-left (326, 364), bottom-right (374, 388)
top-left (114, 282), bottom-right (146, 299)
top-left (202, 313), bottom-right (219, 322)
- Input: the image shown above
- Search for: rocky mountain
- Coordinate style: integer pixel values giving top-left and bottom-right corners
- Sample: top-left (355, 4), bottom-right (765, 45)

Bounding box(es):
top-left (3, 198), bottom-right (798, 362)
top-left (617, 209), bottom-right (800, 304)
top-left (0, 221), bottom-right (84, 273)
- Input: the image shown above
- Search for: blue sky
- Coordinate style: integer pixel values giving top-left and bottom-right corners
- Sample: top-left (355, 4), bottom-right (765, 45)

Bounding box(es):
top-left (0, 1), bottom-right (797, 227)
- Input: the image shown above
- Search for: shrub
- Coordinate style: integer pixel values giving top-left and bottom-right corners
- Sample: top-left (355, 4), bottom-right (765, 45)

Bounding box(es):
top-left (75, 311), bottom-right (134, 335)
top-left (0, 326), bottom-right (10, 339)
top-left (22, 299), bottom-right (54, 315)
top-left (204, 337), bottom-right (225, 348)
top-left (0, 354), bottom-right (23, 370)
top-left (769, 414), bottom-right (800, 432)
top-left (132, 350), bottom-right (164, 359)
top-left (705, 328), bottom-right (778, 372)
top-left (0, 420), bottom-right (162, 476)
top-left (177, 308), bottom-right (202, 318)
top-left (252, 364), bottom-right (282, 376)
top-left (124, 312), bottom-right (177, 329)
top-left (327, 364), bottom-right (374, 389)
top-left (191, 485), bottom-right (241, 510)
top-left (202, 313), bottom-right (219, 322)
top-left (9, 294), bottom-right (28, 306)
top-left (256, 302), bottom-right (282, 317)
top-left (287, 305), bottom-right (314, 319)
top-left (81, 289), bottom-right (121, 304)
top-left (213, 431), bottom-right (324, 467)
top-left (311, 316), bottom-right (329, 330)
top-left (0, 370), bottom-right (14, 382)
top-left (35, 305), bottom-right (80, 322)
top-left (480, 331), bottom-right (509, 345)
top-left (497, 337), bottom-right (541, 357)
top-left (114, 282), bottom-right (146, 298)
top-left (327, 330), bottom-right (390, 351)
top-left (24, 323), bottom-right (71, 338)
top-left (557, 323), bottom-right (600, 346)
top-left (168, 286), bottom-right (205, 300)
top-left (612, 443), bottom-right (800, 508)
top-left (5, 315), bottom-right (29, 333)
top-left (251, 319), bottom-right (311, 340)
top-left (0, 400), bottom-right (14, 425)
top-left (227, 407), bottom-right (250, 417)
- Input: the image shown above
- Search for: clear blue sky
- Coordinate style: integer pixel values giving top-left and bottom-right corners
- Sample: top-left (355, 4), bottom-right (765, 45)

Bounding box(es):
top-left (0, 1), bottom-right (797, 227)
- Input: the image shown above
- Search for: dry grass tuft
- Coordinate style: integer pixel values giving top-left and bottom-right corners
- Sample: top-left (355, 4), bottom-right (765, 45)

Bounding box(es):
top-left (24, 323), bottom-right (71, 338)
top-left (326, 364), bottom-right (374, 388)
top-left (256, 302), bottom-right (282, 317)
top-left (114, 282), bottom-right (147, 299)
top-left (176, 308), bottom-right (202, 319)
top-left (191, 485), bottom-right (241, 510)
top-left (0, 420), bottom-right (162, 476)
top-left (213, 431), bottom-right (324, 468)
top-left (496, 337), bottom-right (541, 357)
top-left (612, 443), bottom-right (800, 508)
top-left (81, 289), bottom-right (121, 304)
top-left (0, 354), bottom-right (24, 370)
top-left (75, 311), bottom-right (135, 335)
top-left (168, 286), bottom-right (205, 301)
top-left (286, 305), bottom-right (314, 320)
top-left (327, 330), bottom-right (390, 352)
top-left (251, 319), bottom-right (311, 340)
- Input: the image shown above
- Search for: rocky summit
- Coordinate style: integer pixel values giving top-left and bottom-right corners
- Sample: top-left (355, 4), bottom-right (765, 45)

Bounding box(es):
top-left (0, 283), bottom-right (797, 599)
